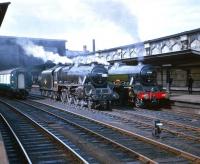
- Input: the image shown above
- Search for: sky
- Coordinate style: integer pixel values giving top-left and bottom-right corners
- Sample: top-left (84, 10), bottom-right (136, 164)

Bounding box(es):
top-left (1, 0), bottom-right (200, 51)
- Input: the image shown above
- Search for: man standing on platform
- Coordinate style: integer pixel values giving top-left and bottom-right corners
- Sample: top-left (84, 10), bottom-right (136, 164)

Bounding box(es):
top-left (188, 75), bottom-right (194, 94)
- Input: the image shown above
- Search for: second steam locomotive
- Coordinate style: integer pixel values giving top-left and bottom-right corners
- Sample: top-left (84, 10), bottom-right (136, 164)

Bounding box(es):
top-left (40, 63), bottom-right (118, 110)
top-left (108, 62), bottom-right (169, 108)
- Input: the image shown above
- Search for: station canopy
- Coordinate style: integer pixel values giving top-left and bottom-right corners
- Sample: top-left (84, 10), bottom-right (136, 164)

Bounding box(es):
top-left (0, 2), bottom-right (10, 27)
top-left (127, 49), bottom-right (200, 67)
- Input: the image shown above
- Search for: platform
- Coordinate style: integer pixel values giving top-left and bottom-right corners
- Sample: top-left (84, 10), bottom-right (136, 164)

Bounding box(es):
top-left (0, 132), bottom-right (9, 164)
top-left (169, 92), bottom-right (200, 114)
top-left (170, 93), bottom-right (200, 104)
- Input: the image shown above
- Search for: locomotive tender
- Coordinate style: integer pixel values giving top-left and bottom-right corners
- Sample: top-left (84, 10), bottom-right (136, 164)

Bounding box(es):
top-left (0, 68), bottom-right (31, 98)
top-left (108, 62), bottom-right (169, 108)
top-left (40, 63), bottom-right (118, 110)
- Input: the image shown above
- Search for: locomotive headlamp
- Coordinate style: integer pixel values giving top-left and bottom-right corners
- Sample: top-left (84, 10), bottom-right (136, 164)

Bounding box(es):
top-left (142, 93), bottom-right (149, 99)
top-left (89, 89), bottom-right (93, 95)
top-left (162, 93), bottom-right (169, 99)
top-left (101, 74), bottom-right (108, 77)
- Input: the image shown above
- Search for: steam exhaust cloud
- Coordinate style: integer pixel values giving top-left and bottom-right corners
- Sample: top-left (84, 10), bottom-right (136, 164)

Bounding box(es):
top-left (17, 39), bottom-right (73, 64)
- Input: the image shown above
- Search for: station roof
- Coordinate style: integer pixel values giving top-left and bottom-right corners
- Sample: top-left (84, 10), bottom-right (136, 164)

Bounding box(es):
top-left (0, 2), bottom-right (10, 27)
top-left (110, 49), bottom-right (200, 68)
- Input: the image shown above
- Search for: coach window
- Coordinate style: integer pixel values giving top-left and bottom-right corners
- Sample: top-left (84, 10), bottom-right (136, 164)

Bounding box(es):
top-left (5, 75), bottom-right (7, 84)
top-left (6, 75), bottom-right (8, 84)
top-left (2, 75), bottom-right (4, 83)
top-left (7, 74), bottom-right (11, 84)
top-left (1, 75), bottom-right (3, 83)
top-left (5, 75), bottom-right (8, 84)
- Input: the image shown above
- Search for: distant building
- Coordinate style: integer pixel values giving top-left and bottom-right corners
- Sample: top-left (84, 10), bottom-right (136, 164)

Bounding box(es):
top-left (66, 50), bottom-right (89, 58)
top-left (66, 45), bottom-right (90, 58)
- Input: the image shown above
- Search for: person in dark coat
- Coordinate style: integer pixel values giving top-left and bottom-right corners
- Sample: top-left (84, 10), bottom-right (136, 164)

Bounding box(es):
top-left (188, 75), bottom-right (194, 94)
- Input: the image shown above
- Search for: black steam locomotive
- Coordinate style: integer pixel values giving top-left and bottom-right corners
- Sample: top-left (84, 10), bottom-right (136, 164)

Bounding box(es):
top-left (40, 63), bottom-right (118, 110)
top-left (108, 63), bottom-right (169, 108)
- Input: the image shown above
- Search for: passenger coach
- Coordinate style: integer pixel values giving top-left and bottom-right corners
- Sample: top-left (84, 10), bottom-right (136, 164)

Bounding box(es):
top-left (0, 68), bottom-right (31, 98)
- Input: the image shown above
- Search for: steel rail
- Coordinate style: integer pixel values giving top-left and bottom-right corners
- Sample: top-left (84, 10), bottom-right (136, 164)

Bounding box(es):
top-left (161, 108), bottom-right (200, 119)
top-left (103, 110), bottom-right (200, 142)
top-left (103, 112), bottom-right (200, 142)
top-left (27, 100), bottom-right (200, 163)
top-left (21, 101), bottom-right (157, 164)
top-left (112, 109), bottom-right (200, 135)
top-left (0, 99), bottom-right (89, 164)
top-left (0, 114), bottom-right (32, 164)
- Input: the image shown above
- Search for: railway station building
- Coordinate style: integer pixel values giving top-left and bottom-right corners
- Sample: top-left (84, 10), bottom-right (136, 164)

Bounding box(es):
top-left (92, 28), bottom-right (200, 92)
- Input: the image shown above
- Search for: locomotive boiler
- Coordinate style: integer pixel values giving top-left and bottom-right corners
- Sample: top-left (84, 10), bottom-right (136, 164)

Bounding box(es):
top-left (0, 68), bottom-right (31, 98)
top-left (108, 62), bottom-right (169, 108)
top-left (40, 63), bottom-right (118, 110)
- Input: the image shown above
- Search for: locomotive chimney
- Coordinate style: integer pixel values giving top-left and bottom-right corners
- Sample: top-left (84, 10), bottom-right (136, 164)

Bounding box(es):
top-left (138, 61), bottom-right (143, 65)
top-left (83, 45), bottom-right (87, 52)
top-left (92, 39), bottom-right (95, 52)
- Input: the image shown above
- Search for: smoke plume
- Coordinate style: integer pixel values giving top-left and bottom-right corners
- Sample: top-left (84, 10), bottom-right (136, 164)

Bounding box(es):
top-left (84, 0), bottom-right (144, 63)
top-left (16, 39), bottom-right (72, 64)
top-left (84, 0), bottom-right (139, 41)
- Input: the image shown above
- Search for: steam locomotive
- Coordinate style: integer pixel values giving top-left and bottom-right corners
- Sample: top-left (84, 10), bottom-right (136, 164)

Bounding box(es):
top-left (108, 62), bottom-right (169, 108)
top-left (0, 68), bottom-right (31, 99)
top-left (40, 63), bottom-right (118, 110)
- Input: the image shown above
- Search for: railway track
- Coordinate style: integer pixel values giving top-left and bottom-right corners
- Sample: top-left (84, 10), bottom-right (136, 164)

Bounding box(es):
top-left (0, 100), bottom-right (88, 164)
top-left (0, 114), bottom-right (31, 163)
top-left (100, 109), bottom-right (200, 157)
top-left (6, 98), bottom-right (200, 163)
top-left (110, 109), bottom-right (200, 140)
top-left (28, 93), bottom-right (45, 100)
top-left (0, 99), bottom-right (157, 163)
top-left (132, 107), bottom-right (200, 128)
top-left (162, 108), bottom-right (200, 120)
top-left (30, 98), bottom-right (200, 158)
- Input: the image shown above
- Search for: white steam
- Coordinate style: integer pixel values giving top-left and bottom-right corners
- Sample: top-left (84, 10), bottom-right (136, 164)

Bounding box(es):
top-left (16, 39), bottom-right (109, 66)
top-left (72, 53), bottom-right (110, 65)
top-left (17, 39), bottom-right (73, 64)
